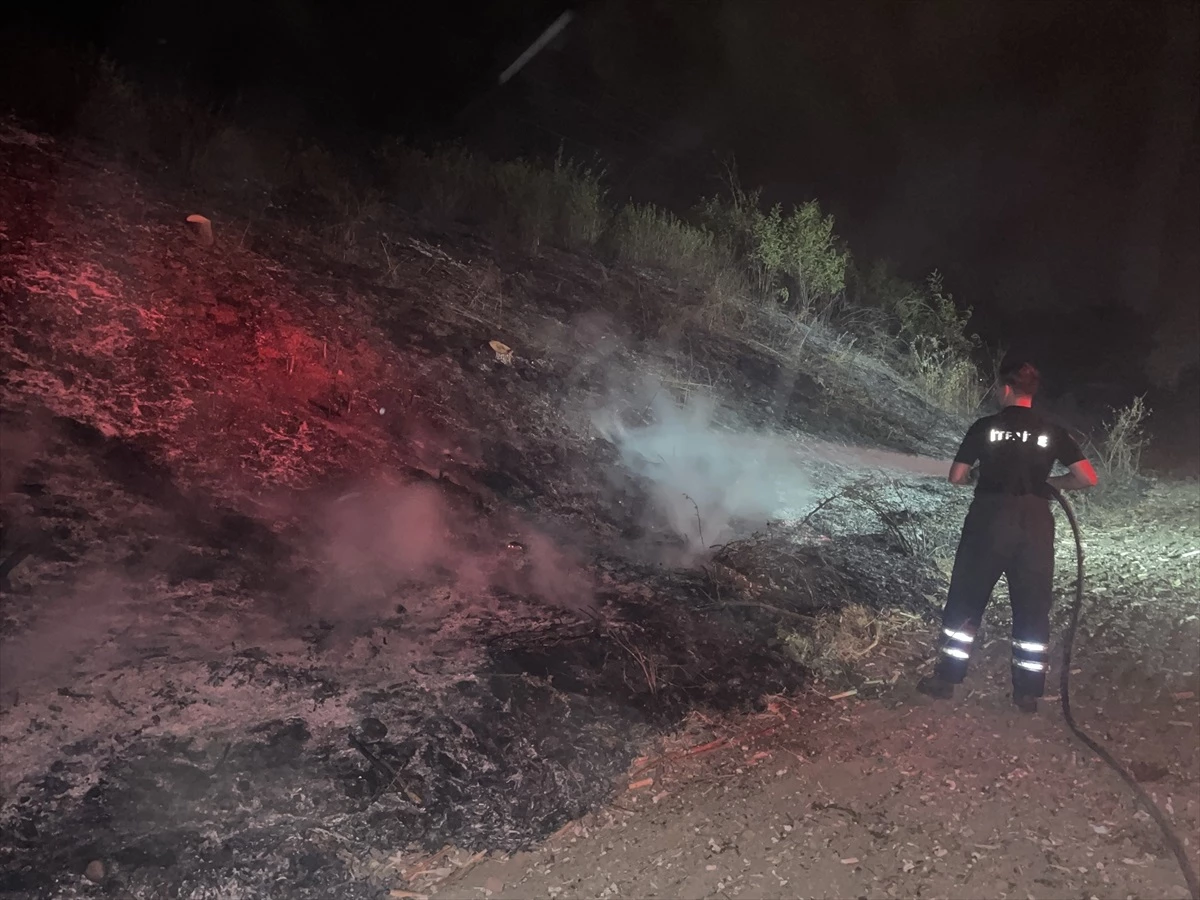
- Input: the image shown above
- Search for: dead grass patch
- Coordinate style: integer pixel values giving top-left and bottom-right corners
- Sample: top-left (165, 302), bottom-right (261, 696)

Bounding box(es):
top-left (778, 605), bottom-right (926, 679)
top-left (778, 603), bottom-right (877, 676)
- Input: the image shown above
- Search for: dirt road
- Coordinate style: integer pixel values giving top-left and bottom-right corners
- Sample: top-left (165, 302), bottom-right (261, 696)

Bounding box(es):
top-left (453, 663), bottom-right (1199, 900)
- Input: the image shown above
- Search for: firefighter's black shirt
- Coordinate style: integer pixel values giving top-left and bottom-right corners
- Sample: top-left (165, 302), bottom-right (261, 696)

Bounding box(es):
top-left (953, 406), bottom-right (1085, 498)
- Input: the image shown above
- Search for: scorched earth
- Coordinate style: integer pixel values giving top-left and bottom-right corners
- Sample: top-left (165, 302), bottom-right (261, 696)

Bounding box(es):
top-left (0, 121), bottom-right (1197, 900)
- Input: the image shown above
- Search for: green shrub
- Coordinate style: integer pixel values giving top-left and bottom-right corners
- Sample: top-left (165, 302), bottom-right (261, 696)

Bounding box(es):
top-left (68, 58), bottom-right (228, 174)
top-left (891, 270), bottom-right (975, 358)
top-left (11, 44), bottom-right (994, 419)
top-left (72, 58), bottom-right (156, 161)
top-left (694, 166), bottom-right (848, 318)
top-left (188, 124), bottom-right (292, 191)
top-left (377, 141), bottom-right (483, 221)
top-left (1075, 396), bottom-right (1153, 516)
top-left (847, 265), bottom-right (983, 417)
top-left (0, 35), bottom-right (105, 133)
top-left (287, 144), bottom-right (358, 206)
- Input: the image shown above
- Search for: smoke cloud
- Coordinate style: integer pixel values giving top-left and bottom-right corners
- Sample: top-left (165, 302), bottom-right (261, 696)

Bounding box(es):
top-left (307, 480), bottom-right (594, 628)
top-left (593, 378), bottom-right (815, 557)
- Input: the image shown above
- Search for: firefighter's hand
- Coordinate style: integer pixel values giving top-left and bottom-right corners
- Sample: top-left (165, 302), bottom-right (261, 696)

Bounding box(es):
top-left (967, 465), bottom-right (980, 484)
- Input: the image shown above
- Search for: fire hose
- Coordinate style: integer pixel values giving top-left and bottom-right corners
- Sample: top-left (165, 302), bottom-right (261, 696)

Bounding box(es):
top-left (1049, 484), bottom-right (1199, 900)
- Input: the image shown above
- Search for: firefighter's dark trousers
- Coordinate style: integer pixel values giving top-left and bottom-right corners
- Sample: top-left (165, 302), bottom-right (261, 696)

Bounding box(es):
top-left (934, 493), bottom-right (1055, 697)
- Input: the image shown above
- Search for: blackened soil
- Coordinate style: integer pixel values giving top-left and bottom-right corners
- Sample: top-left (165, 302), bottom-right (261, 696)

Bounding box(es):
top-left (0, 412), bottom-right (826, 898)
top-left (0, 578), bottom-right (810, 899)
top-left (0, 408), bottom-right (944, 899)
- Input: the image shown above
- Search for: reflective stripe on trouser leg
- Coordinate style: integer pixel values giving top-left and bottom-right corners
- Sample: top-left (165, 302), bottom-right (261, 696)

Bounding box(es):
top-left (1007, 497), bottom-right (1055, 698)
top-left (938, 499), bottom-right (1009, 685)
top-left (934, 626), bottom-right (976, 683)
top-left (1011, 638), bottom-right (1049, 696)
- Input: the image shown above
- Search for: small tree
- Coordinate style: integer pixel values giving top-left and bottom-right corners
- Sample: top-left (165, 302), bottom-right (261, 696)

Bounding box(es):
top-left (779, 199), bottom-right (848, 317)
top-left (891, 270), bottom-right (975, 358)
top-left (1097, 396), bottom-right (1150, 482)
top-left (695, 162), bottom-right (848, 318)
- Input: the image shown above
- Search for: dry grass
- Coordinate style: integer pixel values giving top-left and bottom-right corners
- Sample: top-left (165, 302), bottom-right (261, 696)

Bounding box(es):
top-left (379, 142), bottom-right (607, 254)
top-left (1074, 395), bottom-right (1154, 519)
top-left (906, 335), bottom-right (988, 421)
top-left (1095, 395), bottom-right (1150, 483)
top-left (778, 604), bottom-right (924, 679)
top-left (605, 203), bottom-right (722, 277)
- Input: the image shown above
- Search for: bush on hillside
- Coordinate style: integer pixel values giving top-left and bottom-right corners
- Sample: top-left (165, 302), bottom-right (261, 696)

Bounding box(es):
top-left (892, 271), bottom-right (976, 359)
top-left (694, 167), bottom-right (849, 320)
top-left (491, 152), bottom-right (607, 251)
top-left (843, 263), bottom-right (986, 417)
top-left (605, 203), bottom-right (720, 276)
top-left (377, 141), bottom-right (482, 221)
top-left (1074, 396), bottom-right (1153, 516)
top-left (380, 142), bottom-right (605, 252)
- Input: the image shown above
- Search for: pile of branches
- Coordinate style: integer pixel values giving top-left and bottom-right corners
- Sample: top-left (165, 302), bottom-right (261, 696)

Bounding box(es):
top-left (706, 525), bottom-right (851, 615)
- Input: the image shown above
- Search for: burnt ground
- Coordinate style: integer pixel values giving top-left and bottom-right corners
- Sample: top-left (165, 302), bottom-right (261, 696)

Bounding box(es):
top-left (0, 121), bottom-right (1197, 900)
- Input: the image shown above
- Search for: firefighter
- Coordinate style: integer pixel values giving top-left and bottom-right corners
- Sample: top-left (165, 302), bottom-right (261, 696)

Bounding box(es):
top-left (918, 361), bottom-right (1098, 712)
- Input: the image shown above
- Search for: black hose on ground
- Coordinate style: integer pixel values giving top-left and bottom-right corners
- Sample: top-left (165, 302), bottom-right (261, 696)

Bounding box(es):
top-left (1049, 484), bottom-right (1199, 900)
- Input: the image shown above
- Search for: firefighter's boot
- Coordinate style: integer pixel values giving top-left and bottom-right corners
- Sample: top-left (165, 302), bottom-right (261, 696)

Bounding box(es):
top-left (1013, 692), bottom-right (1039, 713)
top-left (916, 674), bottom-right (955, 700)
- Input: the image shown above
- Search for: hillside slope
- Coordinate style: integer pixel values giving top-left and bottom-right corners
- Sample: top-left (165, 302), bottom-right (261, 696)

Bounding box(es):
top-left (1, 121), bottom-right (1196, 900)
top-left (0, 118), bottom-right (957, 898)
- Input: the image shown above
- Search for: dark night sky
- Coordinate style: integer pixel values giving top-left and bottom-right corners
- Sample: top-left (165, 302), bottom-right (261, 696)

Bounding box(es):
top-left (9, 0), bottom-right (1200, 405)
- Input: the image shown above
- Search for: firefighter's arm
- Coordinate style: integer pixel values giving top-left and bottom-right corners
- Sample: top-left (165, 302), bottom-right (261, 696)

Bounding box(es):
top-left (948, 421), bottom-right (984, 485)
top-left (948, 461), bottom-right (976, 485)
top-left (1048, 459), bottom-right (1098, 491)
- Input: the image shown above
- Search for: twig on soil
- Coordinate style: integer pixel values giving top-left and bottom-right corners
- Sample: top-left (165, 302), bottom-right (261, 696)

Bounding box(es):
top-left (683, 492), bottom-right (704, 547)
top-left (800, 484), bottom-right (855, 528)
top-left (629, 723), bottom-right (782, 777)
top-left (548, 819), bottom-right (579, 843)
top-left (846, 619), bottom-right (882, 658)
top-left (104, 690), bottom-right (132, 713)
top-left (350, 733), bottom-right (394, 781)
top-left (699, 599), bottom-right (810, 621)
top-left (350, 733), bottom-right (422, 806)
top-left (310, 827), bottom-right (357, 847)
top-left (369, 844), bottom-right (460, 890)
top-left (812, 800), bottom-right (862, 823)
top-left (423, 850), bottom-right (487, 891)
top-left (853, 488), bottom-right (914, 555)
top-left (610, 630), bottom-right (661, 698)
top-left (210, 742), bottom-right (231, 774)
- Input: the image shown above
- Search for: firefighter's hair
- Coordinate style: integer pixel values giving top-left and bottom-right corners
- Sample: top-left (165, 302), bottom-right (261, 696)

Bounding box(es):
top-left (1000, 361), bottom-right (1040, 397)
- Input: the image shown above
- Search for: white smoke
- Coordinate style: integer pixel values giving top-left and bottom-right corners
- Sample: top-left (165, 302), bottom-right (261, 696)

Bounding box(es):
top-left (593, 379), bottom-right (814, 557)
